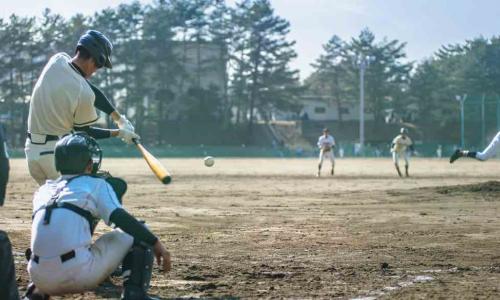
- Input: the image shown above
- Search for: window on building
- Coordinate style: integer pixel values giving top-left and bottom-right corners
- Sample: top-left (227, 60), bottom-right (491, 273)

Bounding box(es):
top-left (340, 107), bottom-right (349, 114)
top-left (314, 107), bottom-right (326, 114)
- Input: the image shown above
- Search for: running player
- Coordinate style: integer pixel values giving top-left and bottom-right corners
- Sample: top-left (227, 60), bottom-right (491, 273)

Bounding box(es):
top-left (317, 128), bottom-right (336, 177)
top-left (450, 131), bottom-right (500, 163)
top-left (26, 30), bottom-right (138, 185)
top-left (391, 128), bottom-right (414, 177)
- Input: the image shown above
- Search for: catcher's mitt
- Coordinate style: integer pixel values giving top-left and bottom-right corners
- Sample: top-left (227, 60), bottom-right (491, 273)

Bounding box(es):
top-left (95, 171), bottom-right (128, 203)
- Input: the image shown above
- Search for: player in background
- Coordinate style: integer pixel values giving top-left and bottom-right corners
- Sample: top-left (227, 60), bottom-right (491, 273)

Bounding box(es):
top-left (24, 133), bottom-right (170, 300)
top-left (450, 131), bottom-right (500, 163)
top-left (391, 128), bottom-right (414, 177)
top-left (26, 30), bottom-right (138, 185)
top-left (317, 128), bottom-right (336, 177)
top-left (0, 124), bottom-right (18, 300)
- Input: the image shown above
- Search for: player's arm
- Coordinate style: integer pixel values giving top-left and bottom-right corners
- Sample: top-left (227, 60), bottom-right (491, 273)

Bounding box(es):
top-left (73, 125), bottom-right (137, 143)
top-left (87, 81), bottom-right (135, 133)
top-left (95, 181), bottom-right (171, 272)
top-left (109, 209), bottom-right (170, 271)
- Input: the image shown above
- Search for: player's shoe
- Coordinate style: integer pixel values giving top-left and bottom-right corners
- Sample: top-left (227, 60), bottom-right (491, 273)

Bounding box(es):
top-left (449, 149), bottom-right (463, 164)
top-left (316, 171), bottom-right (320, 177)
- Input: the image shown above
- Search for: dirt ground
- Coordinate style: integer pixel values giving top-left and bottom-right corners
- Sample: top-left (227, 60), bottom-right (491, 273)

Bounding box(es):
top-left (2, 157), bottom-right (500, 299)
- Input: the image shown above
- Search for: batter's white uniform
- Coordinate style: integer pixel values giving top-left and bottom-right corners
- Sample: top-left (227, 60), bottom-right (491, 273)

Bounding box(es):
top-left (391, 134), bottom-right (413, 166)
top-left (317, 134), bottom-right (336, 166)
top-left (28, 175), bottom-right (133, 295)
top-left (26, 53), bottom-right (99, 185)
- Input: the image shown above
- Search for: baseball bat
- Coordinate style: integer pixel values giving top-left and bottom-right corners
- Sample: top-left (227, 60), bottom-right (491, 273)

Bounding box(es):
top-left (133, 139), bottom-right (172, 184)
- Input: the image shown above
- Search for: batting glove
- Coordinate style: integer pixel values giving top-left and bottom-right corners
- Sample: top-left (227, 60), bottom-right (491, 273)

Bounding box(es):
top-left (116, 115), bottom-right (135, 132)
top-left (118, 129), bottom-right (140, 144)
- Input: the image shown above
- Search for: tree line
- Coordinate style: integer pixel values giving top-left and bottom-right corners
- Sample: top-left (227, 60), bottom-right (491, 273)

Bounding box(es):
top-left (1, 0), bottom-right (499, 147)
top-left (307, 29), bottom-right (500, 145)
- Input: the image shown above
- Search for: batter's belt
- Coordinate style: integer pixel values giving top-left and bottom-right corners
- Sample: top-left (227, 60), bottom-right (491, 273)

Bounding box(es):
top-left (27, 132), bottom-right (60, 145)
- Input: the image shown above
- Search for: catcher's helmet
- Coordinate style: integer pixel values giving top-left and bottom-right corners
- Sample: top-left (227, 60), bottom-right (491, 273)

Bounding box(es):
top-left (76, 30), bottom-right (113, 68)
top-left (55, 132), bottom-right (102, 174)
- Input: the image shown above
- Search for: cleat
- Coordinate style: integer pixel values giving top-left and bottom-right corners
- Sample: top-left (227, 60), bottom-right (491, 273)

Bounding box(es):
top-left (449, 149), bottom-right (462, 164)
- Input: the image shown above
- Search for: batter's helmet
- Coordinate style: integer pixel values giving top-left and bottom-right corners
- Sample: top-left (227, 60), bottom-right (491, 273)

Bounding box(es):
top-left (76, 30), bottom-right (113, 68)
top-left (55, 132), bottom-right (102, 175)
top-left (400, 128), bottom-right (408, 134)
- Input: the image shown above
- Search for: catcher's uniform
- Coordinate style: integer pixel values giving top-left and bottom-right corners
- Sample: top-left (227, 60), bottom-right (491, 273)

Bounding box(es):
top-left (391, 134), bottom-right (413, 166)
top-left (28, 175), bottom-right (133, 295)
top-left (25, 53), bottom-right (99, 185)
top-left (317, 134), bottom-right (336, 166)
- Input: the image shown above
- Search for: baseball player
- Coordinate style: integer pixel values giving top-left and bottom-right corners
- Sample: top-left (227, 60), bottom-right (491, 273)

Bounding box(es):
top-left (26, 30), bottom-right (138, 185)
top-left (317, 128), bottom-right (336, 177)
top-left (0, 123), bottom-right (9, 206)
top-left (450, 131), bottom-right (500, 163)
top-left (24, 133), bottom-right (170, 300)
top-left (391, 128), bottom-right (414, 177)
top-left (0, 131), bottom-right (19, 300)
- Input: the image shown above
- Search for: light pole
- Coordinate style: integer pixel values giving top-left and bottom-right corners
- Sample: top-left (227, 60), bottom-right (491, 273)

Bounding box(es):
top-left (456, 94), bottom-right (467, 148)
top-left (355, 55), bottom-right (374, 154)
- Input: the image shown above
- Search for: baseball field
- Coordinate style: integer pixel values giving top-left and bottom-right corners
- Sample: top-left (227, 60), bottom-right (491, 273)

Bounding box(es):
top-left (2, 157), bottom-right (500, 299)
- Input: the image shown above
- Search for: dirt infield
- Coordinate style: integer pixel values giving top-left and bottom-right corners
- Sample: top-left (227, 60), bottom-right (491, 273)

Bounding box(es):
top-left (2, 157), bottom-right (500, 299)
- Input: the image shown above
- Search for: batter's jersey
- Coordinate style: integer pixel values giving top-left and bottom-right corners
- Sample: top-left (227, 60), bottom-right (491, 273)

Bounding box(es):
top-left (392, 135), bottom-right (413, 153)
top-left (318, 135), bottom-right (335, 149)
top-left (28, 53), bottom-right (98, 136)
top-left (31, 175), bottom-right (121, 257)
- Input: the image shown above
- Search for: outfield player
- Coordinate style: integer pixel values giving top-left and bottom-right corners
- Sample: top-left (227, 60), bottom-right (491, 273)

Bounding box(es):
top-left (26, 30), bottom-right (138, 185)
top-left (24, 133), bottom-right (170, 300)
top-left (391, 128), bottom-right (414, 177)
top-left (450, 131), bottom-right (500, 163)
top-left (317, 128), bottom-right (336, 177)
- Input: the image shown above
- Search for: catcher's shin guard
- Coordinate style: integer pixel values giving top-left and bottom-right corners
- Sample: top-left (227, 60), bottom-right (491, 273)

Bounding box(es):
top-left (121, 242), bottom-right (156, 300)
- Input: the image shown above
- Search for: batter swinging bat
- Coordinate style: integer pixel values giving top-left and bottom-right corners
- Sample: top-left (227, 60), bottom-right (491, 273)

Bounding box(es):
top-left (133, 139), bottom-right (172, 184)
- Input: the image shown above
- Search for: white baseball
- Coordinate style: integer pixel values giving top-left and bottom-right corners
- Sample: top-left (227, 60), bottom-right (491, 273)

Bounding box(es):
top-left (204, 156), bottom-right (215, 167)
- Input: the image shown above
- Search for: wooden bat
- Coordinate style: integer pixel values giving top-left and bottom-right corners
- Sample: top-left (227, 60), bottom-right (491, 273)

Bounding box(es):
top-left (133, 139), bottom-right (172, 184)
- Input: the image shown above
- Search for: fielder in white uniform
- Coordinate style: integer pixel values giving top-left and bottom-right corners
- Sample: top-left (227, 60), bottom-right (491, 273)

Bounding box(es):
top-left (24, 133), bottom-right (170, 300)
top-left (317, 128), bottom-right (336, 177)
top-left (26, 30), bottom-right (138, 185)
top-left (391, 128), bottom-right (414, 177)
top-left (450, 131), bottom-right (500, 163)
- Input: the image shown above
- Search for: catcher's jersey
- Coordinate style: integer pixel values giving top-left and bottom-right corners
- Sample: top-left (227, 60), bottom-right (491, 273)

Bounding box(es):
top-left (318, 134), bottom-right (335, 149)
top-left (392, 135), bottom-right (413, 153)
top-left (31, 175), bottom-right (121, 257)
top-left (28, 53), bottom-right (98, 136)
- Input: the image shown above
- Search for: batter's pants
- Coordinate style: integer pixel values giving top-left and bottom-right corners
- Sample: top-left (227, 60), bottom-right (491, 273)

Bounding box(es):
top-left (0, 231), bottom-right (19, 300)
top-left (0, 158), bottom-right (9, 206)
top-left (28, 229), bottom-right (134, 296)
top-left (318, 149), bottom-right (335, 168)
top-left (25, 138), bottom-right (59, 186)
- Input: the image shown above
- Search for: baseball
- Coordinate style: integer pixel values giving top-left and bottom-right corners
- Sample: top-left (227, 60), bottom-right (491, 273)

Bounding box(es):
top-left (204, 156), bottom-right (215, 167)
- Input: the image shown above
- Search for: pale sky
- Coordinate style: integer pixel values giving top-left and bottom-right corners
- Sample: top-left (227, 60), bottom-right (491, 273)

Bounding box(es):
top-left (2, 0), bottom-right (500, 79)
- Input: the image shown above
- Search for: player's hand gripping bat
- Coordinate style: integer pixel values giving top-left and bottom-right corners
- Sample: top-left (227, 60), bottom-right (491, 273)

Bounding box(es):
top-left (132, 139), bottom-right (172, 184)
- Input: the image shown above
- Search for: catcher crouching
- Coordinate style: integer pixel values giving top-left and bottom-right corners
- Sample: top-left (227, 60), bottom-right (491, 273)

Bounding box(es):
top-left (24, 132), bottom-right (170, 300)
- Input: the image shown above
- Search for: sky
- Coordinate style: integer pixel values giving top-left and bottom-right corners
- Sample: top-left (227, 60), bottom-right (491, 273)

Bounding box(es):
top-left (2, 0), bottom-right (500, 79)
